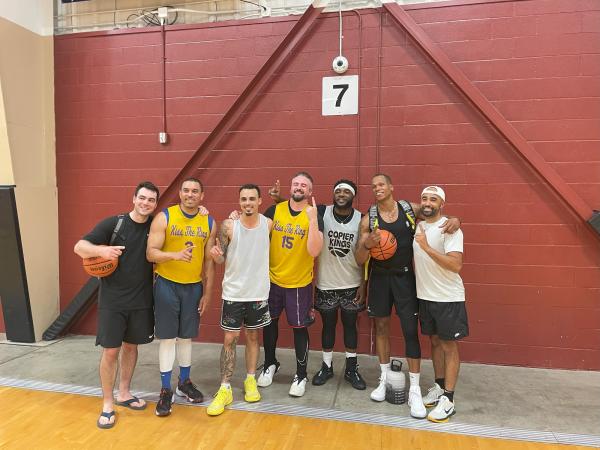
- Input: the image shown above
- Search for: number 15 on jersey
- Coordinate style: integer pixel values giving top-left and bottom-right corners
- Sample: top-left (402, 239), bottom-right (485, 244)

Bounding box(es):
top-left (322, 75), bottom-right (359, 116)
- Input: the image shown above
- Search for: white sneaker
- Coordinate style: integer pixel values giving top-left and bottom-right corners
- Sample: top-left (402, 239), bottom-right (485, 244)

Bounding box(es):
top-left (289, 375), bottom-right (308, 397)
top-left (256, 362), bottom-right (280, 387)
top-left (427, 395), bottom-right (455, 423)
top-left (370, 374), bottom-right (386, 402)
top-left (423, 383), bottom-right (444, 407)
top-left (408, 387), bottom-right (427, 419)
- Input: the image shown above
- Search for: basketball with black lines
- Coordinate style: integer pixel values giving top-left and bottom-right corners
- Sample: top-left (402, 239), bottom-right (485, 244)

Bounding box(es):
top-left (82, 246), bottom-right (119, 277)
top-left (369, 230), bottom-right (397, 260)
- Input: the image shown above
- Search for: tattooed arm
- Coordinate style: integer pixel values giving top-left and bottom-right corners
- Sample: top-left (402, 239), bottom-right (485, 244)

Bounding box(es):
top-left (209, 219), bottom-right (233, 265)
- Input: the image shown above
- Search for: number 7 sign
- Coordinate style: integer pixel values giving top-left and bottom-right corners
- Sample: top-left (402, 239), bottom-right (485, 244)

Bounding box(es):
top-left (322, 75), bottom-right (359, 116)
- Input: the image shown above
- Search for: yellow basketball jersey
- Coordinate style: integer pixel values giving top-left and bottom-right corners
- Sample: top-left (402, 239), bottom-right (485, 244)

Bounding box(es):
top-left (155, 205), bottom-right (213, 284)
top-left (269, 201), bottom-right (314, 288)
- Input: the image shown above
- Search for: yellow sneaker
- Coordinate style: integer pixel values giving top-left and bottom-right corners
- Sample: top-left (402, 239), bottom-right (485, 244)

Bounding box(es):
top-left (244, 376), bottom-right (261, 403)
top-left (207, 386), bottom-right (233, 416)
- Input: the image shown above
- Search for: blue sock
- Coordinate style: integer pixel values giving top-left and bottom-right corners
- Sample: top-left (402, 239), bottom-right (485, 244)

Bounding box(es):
top-left (160, 371), bottom-right (172, 389)
top-left (179, 366), bottom-right (191, 381)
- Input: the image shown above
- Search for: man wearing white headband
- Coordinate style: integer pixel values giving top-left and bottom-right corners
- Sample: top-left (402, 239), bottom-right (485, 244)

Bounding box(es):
top-left (268, 178), bottom-right (367, 390)
top-left (413, 185), bottom-right (468, 423)
top-left (311, 179), bottom-right (367, 390)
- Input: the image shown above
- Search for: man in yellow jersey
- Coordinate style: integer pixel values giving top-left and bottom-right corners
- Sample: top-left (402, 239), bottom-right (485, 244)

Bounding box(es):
top-left (147, 177), bottom-right (216, 417)
top-left (256, 172), bottom-right (324, 397)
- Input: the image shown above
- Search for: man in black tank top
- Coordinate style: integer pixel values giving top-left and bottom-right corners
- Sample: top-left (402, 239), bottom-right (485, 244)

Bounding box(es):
top-left (356, 174), bottom-right (460, 419)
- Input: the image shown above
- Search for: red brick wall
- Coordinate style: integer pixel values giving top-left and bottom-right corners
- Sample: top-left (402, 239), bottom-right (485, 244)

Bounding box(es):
top-left (53, 0), bottom-right (600, 369)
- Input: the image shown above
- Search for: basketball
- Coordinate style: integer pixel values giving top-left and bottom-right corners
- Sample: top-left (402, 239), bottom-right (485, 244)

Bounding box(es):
top-left (370, 229), bottom-right (397, 261)
top-left (82, 248), bottom-right (118, 277)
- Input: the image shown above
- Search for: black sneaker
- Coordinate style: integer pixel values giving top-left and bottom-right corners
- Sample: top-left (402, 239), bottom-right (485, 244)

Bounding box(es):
top-left (176, 378), bottom-right (204, 403)
top-left (155, 388), bottom-right (174, 417)
top-left (312, 362), bottom-right (334, 386)
top-left (344, 358), bottom-right (366, 390)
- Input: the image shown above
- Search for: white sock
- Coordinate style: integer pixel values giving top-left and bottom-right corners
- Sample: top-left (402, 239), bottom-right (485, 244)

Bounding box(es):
top-left (158, 339), bottom-right (176, 373)
top-left (176, 338), bottom-right (192, 367)
top-left (345, 352), bottom-right (357, 358)
top-left (323, 351), bottom-right (333, 368)
top-left (246, 373), bottom-right (255, 379)
top-left (221, 382), bottom-right (231, 389)
top-left (409, 372), bottom-right (420, 389)
top-left (380, 363), bottom-right (390, 376)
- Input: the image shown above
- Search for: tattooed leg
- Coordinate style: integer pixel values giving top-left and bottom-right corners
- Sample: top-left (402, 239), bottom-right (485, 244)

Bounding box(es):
top-left (221, 331), bottom-right (240, 383)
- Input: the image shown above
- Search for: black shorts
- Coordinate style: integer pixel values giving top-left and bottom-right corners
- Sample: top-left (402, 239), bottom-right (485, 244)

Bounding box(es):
top-left (367, 268), bottom-right (418, 319)
top-left (96, 308), bottom-right (154, 348)
top-left (419, 299), bottom-right (469, 341)
top-left (220, 300), bottom-right (271, 331)
top-left (315, 287), bottom-right (365, 313)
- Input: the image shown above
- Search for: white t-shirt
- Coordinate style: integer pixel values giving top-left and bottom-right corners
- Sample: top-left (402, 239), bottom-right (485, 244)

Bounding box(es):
top-left (413, 217), bottom-right (465, 303)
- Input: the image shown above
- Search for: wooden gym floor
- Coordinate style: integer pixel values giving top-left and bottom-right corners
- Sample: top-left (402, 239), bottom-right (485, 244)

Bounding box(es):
top-left (0, 386), bottom-right (593, 450)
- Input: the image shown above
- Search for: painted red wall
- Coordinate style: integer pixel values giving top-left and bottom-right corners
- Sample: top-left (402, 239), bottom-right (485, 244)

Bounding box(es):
top-left (54, 0), bottom-right (600, 369)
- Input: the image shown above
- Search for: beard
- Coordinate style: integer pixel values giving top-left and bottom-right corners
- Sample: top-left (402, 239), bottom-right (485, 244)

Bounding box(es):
top-left (421, 207), bottom-right (438, 217)
top-left (334, 197), bottom-right (353, 209)
top-left (292, 191), bottom-right (306, 202)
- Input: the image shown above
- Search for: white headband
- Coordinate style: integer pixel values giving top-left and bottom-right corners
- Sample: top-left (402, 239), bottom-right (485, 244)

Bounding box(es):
top-left (421, 185), bottom-right (446, 202)
top-left (334, 183), bottom-right (356, 196)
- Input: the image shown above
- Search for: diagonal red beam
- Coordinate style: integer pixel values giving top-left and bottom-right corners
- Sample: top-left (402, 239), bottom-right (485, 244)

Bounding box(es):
top-left (382, 2), bottom-right (596, 230)
top-left (158, 1), bottom-right (328, 209)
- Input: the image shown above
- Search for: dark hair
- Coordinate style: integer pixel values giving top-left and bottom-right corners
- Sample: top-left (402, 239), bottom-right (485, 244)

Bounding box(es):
top-left (372, 173), bottom-right (392, 184)
top-left (293, 171), bottom-right (314, 184)
top-left (134, 181), bottom-right (159, 200)
top-left (181, 177), bottom-right (203, 191)
top-left (333, 178), bottom-right (357, 193)
top-left (239, 183), bottom-right (261, 197)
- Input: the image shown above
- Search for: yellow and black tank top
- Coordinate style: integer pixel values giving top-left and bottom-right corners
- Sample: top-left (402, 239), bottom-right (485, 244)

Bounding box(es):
top-left (155, 205), bottom-right (214, 284)
top-left (268, 201), bottom-right (314, 288)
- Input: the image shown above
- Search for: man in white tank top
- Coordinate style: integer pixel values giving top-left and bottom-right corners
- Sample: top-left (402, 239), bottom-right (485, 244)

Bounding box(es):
top-left (206, 184), bottom-right (273, 416)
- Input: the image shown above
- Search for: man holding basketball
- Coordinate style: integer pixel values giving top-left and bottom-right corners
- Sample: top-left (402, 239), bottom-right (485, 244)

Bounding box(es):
top-left (206, 184), bottom-right (272, 416)
top-left (147, 177), bottom-right (216, 417)
top-left (355, 174), bottom-right (459, 419)
top-left (74, 181), bottom-right (159, 429)
top-left (413, 186), bottom-right (468, 423)
top-left (256, 172), bottom-right (324, 397)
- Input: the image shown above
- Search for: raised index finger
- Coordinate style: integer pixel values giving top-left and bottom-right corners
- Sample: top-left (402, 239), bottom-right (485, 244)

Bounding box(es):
top-left (312, 196), bottom-right (316, 207)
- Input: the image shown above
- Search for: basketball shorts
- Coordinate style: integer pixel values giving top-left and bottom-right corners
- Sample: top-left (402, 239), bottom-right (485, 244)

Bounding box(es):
top-left (268, 282), bottom-right (313, 328)
top-left (96, 308), bottom-right (154, 348)
top-left (154, 275), bottom-right (203, 339)
top-left (419, 299), bottom-right (469, 341)
top-left (315, 287), bottom-right (365, 313)
top-left (367, 267), bottom-right (418, 319)
top-left (220, 300), bottom-right (271, 331)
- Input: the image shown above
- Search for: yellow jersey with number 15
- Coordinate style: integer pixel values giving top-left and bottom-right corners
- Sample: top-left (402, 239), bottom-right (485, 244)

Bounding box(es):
top-left (269, 201), bottom-right (314, 288)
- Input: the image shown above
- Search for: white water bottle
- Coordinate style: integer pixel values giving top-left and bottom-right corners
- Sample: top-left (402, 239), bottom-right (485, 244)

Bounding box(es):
top-left (385, 359), bottom-right (407, 404)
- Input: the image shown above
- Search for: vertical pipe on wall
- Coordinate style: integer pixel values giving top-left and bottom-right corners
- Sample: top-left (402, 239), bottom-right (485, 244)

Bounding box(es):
top-left (352, 10), bottom-right (362, 199)
top-left (375, 11), bottom-right (384, 173)
top-left (161, 23), bottom-right (167, 137)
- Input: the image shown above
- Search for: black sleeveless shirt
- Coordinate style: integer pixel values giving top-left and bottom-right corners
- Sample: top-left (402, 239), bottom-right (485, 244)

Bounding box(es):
top-left (372, 205), bottom-right (414, 270)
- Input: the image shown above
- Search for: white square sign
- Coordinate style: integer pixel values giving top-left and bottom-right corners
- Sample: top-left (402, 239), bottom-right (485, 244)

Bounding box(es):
top-left (322, 75), bottom-right (359, 116)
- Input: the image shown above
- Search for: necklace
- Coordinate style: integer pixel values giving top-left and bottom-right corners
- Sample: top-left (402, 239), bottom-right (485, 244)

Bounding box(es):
top-left (332, 208), bottom-right (353, 224)
top-left (378, 203), bottom-right (398, 223)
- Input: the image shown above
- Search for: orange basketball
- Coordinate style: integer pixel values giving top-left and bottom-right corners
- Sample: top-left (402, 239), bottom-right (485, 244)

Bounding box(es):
top-left (370, 229), bottom-right (397, 261)
top-left (82, 248), bottom-right (118, 278)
